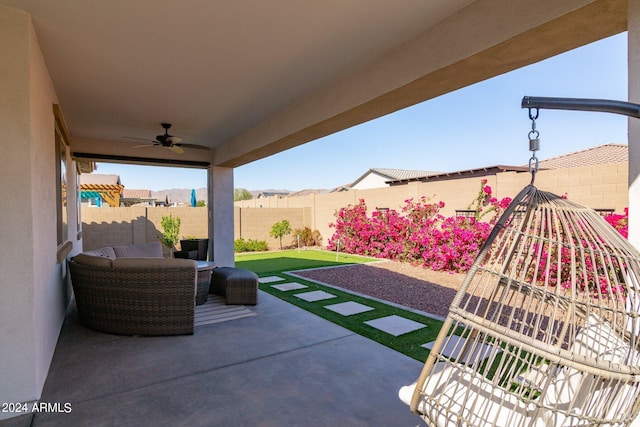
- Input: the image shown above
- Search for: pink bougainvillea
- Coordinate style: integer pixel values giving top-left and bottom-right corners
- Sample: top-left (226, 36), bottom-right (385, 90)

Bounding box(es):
top-left (327, 194), bottom-right (493, 273)
top-left (604, 208), bottom-right (629, 239)
top-left (526, 210), bottom-right (629, 300)
top-left (465, 180), bottom-right (513, 224)
top-left (327, 183), bottom-right (630, 275)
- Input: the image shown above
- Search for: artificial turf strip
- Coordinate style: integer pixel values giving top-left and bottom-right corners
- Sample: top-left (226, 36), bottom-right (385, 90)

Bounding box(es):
top-left (235, 249), bottom-right (376, 275)
top-left (236, 249), bottom-right (444, 361)
top-left (257, 272), bottom-right (444, 362)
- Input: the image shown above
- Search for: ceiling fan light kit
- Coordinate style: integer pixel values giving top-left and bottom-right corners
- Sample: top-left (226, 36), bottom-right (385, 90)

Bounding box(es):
top-left (156, 123), bottom-right (182, 145)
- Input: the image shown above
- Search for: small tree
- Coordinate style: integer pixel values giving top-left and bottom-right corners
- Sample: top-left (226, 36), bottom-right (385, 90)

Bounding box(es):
top-left (234, 188), bottom-right (253, 201)
top-left (270, 219), bottom-right (292, 250)
top-left (160, 214), bottom-right (181, 250)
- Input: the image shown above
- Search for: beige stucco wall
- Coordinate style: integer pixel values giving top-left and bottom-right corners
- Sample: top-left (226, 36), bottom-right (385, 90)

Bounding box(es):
top-left (0, 7), bottom-right (77, 418)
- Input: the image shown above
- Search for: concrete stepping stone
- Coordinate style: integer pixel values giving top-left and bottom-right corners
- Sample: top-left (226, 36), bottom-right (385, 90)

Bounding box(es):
top-left (422, 335), bottom-right (497, 364)
top-left (271, 282), bottom-right (308, 291)
top-left (324, 301), bottom-right (374, 316)
top-left (364, 315), bottom-right (425, 336)
top-left (294, 290), bottom-right (337, 302)
top-left (259, 276), bottom-right (286, 283)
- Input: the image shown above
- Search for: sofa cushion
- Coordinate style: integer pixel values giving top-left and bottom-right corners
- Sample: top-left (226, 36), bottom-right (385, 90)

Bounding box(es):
top-left (112, 257), bottom-right (196, 270)
top-left (112, 242), bottom-right (163, 258)
top-left (82, 246), bottom-right (117, 259)
top-left (74, 254), bottom-right (113, 268)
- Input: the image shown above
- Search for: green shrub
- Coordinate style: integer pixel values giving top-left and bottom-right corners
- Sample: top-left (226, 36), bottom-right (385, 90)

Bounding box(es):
top-left (234, 238), bottom-right (268, 252)
top-left (292, 227), bottom-right (322, 247)
top-left (160, 214), bottom-right (181, 249)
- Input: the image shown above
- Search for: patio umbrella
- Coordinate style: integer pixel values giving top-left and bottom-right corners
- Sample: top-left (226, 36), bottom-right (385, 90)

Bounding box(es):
top-left (190, 189), bottom-right (196, 207)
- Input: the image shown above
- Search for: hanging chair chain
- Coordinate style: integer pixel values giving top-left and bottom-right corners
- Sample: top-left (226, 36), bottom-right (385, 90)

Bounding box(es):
top-left (528, 108), bottom-right (540, 176)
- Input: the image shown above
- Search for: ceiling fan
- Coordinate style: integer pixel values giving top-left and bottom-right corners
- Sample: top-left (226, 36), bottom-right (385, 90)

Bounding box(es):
top-left (123, 123), bottom-right (209, 154)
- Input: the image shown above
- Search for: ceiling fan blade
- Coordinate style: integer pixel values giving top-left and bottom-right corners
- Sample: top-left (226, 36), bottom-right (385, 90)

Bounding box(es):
top-left (176, 143), bottom-right (210, 150)
top-left (123, 136), bottom-right (156, 142)
top-left (124, 124), bottom-right (186, 153)
top-left (132, 144), bottom-right (155, 149)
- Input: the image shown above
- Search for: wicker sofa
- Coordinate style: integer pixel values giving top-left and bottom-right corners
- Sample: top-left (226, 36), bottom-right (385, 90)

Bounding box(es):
top-left (68, 242), bottom-right (197, 336)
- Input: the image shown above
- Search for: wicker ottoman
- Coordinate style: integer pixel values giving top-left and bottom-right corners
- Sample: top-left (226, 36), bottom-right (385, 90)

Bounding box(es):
top-left (210, 267), bottom-right (258, 305)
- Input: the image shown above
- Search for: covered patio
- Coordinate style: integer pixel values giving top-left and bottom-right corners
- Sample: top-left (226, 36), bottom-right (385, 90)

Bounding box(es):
top-left (1, 0), bottom-right (639, 424)
top-left (5, 291), bottom-right (423, 426)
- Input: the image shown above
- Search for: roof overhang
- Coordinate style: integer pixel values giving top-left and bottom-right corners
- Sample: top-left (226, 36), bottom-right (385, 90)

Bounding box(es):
top-left (1, 0), bottom-right (627, 169)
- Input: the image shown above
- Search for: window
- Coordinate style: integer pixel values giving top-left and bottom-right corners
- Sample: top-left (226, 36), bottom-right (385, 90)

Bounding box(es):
top-left (455, 210), bottom-right (475, 219)
top-left (54, 104), bottom-right (72, 262)
top-left (595, 208), bottom-right (615, 217)
top-left (55, 131), bottom-right (68, 245)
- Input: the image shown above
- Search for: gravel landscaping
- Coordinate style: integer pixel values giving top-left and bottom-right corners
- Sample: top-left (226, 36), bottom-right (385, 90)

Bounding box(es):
top-left (294, 260), bottom-right (465, 319)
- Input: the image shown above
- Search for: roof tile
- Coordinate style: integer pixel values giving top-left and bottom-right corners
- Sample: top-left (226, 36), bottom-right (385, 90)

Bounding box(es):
top-left (370, 168), bottom-right (440, 180)
top-left (122, 189), bottom-right (152, 199)
top-left (536, 144), bottom-right (627, 169)
top-left (79, 173), bottom-right (121, 185)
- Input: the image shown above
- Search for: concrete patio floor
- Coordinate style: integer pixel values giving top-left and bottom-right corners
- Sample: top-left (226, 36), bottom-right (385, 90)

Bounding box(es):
top-left (3, 291), bottom-right (423, 426)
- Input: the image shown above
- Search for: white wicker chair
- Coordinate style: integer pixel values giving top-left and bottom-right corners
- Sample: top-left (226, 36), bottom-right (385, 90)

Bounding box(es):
top-left (399, 185), bottom-right (640, 426)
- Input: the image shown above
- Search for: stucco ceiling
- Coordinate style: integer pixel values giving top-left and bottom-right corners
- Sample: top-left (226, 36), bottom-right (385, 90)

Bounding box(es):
top-left (0, 0), bottom-right (632, 166)
top-left (1, 1), bottom-right (473, 160)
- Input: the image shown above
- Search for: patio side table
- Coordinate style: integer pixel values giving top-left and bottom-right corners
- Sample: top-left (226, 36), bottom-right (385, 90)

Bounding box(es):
top-left (195, 261), bottom-right (216, 305)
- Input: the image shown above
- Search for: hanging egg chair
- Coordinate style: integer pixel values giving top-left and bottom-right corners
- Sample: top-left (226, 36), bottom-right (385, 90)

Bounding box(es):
top-left (399, 97), bottom-right (640, 426)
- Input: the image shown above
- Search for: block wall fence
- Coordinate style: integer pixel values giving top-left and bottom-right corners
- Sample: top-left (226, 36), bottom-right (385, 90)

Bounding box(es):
top-left (82, 162), bottom-right (628, 252)
top-left (81, 206), bottom-right (311, 252)
top-left (235, 162), bottom-right (629, 247)
top-left (81, 207), bottom-right (209, 252)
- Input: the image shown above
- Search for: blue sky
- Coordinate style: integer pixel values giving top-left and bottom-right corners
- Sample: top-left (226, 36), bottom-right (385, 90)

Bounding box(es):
top-left (96, 33), bottom-right (628, 191)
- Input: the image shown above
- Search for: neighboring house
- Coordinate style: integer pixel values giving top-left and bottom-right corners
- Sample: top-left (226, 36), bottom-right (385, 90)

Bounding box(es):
top-left (79, 174), bottom-right (124, 207)
top-left (351, 168), bottom-right (440, 190)
top-left (257, 191), bottom-right (290, 198)
top-left (121, 189), bottom-right (157, 207)
top-left (385, 143), bottom-right (628, 213)
top-left (330, 185), bottom-right (352, 193)
top-left (387, 144), bottom-right (627, 184)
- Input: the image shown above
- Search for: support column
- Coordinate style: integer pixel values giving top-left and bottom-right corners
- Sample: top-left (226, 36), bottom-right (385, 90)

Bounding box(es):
top-left (629, 0), bottom-right (640, 248)
top-left (208, 166), bottom-right (235, 267)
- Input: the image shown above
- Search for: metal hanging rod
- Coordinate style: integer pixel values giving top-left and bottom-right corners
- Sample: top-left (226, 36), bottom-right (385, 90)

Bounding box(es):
top-left (521, 96), bottom-right (640, 119)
